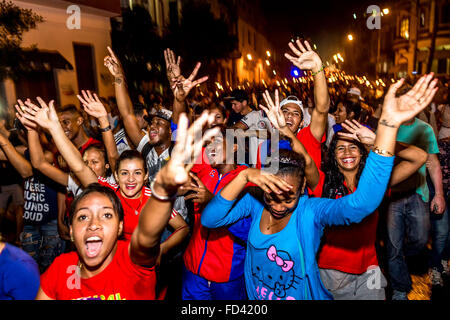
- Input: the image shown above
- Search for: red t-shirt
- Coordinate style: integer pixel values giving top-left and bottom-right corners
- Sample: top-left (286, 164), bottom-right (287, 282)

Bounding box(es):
top-left (40, 241), bottom-right (156, 300)
top-left (317, 183), bottom-right (379, 274)
top-left (296, 125), bottom-right (325, 171)
top-left (97, 177), bottom-right (179, 241)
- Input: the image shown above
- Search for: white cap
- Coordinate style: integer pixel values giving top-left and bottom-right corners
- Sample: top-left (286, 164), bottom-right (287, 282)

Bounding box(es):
top-left (347, 87), bottom-right (361, 97)
top-left (279, 96), bottom-right (311, 128)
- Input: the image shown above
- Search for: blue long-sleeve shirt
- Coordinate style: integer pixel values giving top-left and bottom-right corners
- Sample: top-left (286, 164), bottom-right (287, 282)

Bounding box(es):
top-left (202, 152), bottom-right (394, 300)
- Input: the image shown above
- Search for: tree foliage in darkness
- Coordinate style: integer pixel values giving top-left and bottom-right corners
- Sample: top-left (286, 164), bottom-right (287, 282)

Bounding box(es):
top-left (110, 5), bottom-right (165, 99)
top-left (111, 1), bottom-right (238, 97)
top-left (0, 0), bottom-right (43, 80)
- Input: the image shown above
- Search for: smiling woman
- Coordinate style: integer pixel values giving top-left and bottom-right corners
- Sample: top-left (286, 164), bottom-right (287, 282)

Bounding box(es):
top-left (317, 123), bottom-right (429, 300)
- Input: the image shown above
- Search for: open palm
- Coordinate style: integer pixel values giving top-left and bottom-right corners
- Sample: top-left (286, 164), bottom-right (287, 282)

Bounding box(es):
top-left (259, 89), bottom-right (287, 132)
top-left (285, 40), bottom-right (322, 73)
top-left (20, 97), bottom-right (59, 130)
top-left (381, 74), bottom-right (439, 126)
top-left (77, 90), bottom-right (107, 119)
top-left (339, 119), bottom-right (376, 146)
top-left (160, 112), bottom-right (219, 188)
top-left (164, 48), bottom-right (182, 85)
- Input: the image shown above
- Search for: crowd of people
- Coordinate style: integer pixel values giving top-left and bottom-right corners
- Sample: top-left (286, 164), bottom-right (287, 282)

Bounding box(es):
top-left (0, 39), bottom-right (448, 301)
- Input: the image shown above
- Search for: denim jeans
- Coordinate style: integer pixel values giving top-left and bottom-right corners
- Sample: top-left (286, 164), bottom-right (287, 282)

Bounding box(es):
top-left (430, 207), bottom-right (450, 270)
top-left (181, 265), bottom-right (247, 300)
top-left (386, 192), bottom-right (430, 292)
top-left (20, 219), bottom-right (65, 273)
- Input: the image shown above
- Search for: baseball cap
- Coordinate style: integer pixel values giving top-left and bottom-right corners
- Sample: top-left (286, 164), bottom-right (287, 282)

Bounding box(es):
top-left (347, 87), bottom-right (364, 101)
top-left (144, 108), bottom-right (172, 123)
top-left (347, 87), bottom-right (361, 96)
top-left (280, 96), bottom-right (305, 114)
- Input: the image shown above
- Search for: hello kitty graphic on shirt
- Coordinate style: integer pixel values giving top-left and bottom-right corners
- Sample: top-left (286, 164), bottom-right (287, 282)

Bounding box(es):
top-left (250, 244), bottom-right (303, 300)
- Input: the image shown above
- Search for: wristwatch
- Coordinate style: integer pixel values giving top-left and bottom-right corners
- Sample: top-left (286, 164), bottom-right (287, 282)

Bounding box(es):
top-left (99, 125), bottom-right (112, 132)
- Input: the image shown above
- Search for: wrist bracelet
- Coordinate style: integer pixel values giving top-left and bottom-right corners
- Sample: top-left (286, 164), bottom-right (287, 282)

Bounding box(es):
top-left (99, 125), bottom-right (112, 132)
top-left (312, 65), bottom-right (325, 76)
top-left (373, 146), bottom-right (394, 157)
top-left (150, 178), bottom-right (177, 202)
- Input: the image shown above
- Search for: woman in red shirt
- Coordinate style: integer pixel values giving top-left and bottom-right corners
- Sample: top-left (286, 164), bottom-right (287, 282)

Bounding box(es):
top-left (17, 96), bottom-right (189, 263)
top-left (317, 119), bottom-right (428, 300)
top-left (20, 107), bottom-right (218, 299)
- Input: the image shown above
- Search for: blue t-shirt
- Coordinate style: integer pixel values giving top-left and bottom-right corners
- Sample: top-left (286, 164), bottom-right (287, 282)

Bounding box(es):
top-left (202, 152), bottom-right (394, 300)
top-left (0, 243), bottom-right (40, 300)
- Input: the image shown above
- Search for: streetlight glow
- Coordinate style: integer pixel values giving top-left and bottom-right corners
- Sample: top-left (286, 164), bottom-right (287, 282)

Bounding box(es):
top-left (265, 60), bottom-right (270, 66)
top-left (247, 54), bottom-right (253, 61)
top-left (383, 8), bottom-right (389, 15)
top-left (266, 50), bottom-right (271, 57)
top-left (348, 34), bottom-right (354, 41)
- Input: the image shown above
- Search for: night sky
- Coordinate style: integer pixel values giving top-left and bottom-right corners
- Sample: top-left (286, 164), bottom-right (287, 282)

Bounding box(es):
top-left (260, 0), bottom-right (377, 71)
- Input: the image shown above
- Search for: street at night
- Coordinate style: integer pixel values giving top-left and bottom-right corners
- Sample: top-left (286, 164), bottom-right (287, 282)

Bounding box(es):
top-left (0, 0), bottom-right (449, 307)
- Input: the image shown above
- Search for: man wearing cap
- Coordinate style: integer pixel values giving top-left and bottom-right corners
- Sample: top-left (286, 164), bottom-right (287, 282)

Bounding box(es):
top-left (347, 87), bottom-right (362, 104)
top-left (258, 39), bottom-right (331, 193)
top-left (105, 56), bottom-right (173, 181)
top-left (228, 89), bottom-right (270, 167)
top-left (347, 87), bottom-right (373, 119)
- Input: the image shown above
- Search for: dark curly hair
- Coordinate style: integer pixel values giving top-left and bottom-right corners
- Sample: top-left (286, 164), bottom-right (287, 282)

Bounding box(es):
top-left (322, 135), bottom-right (368, 199)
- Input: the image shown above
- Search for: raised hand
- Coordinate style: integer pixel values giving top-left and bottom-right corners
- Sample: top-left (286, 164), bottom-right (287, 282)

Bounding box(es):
top-left (380, 73), bottom-right (439, 128)
top-left (18, 97), bottom-right (59, 131)
top-left (338, 119), bottom-right (376, 146)
top-left (285, 40), bottom-right (323, 73)
top-left (183, 173), bottom-right (214, 204)
top-left (164, 48), bottom-right (182, 86)
top-left (242, 168), bottom-right (293, 195)
top-left (156, 112), bottom-right (219, 193)
top-left (259, 89), bottom-right (288, 134)
top-left (15, 99), bottom-right (38, 131)
top-left (172, 63), bottom-right (209, 102)
top-left (104, 46), bottom-right (124, 79)
top-left (77, 90), bottom-right (107, 119)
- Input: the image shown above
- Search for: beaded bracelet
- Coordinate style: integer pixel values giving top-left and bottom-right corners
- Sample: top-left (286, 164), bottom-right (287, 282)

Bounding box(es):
top-left (311, 65), bottom-right (325, 76)
top-left (373, 146), bottom-right (394, 157)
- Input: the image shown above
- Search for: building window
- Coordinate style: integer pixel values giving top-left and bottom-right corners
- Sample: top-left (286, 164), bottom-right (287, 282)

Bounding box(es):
top-left (441, 3), bottom-right (450, 24)
top-left (437, 59), bottom-right (448, 74)
top-left (400, 18), bottom-right (410, 39)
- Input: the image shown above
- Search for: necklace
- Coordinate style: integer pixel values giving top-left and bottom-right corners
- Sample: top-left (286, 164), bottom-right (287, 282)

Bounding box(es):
top-left (120, 191), bottom-right (144, 215)
top-left (266, 214), bottom-right (284, 230)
